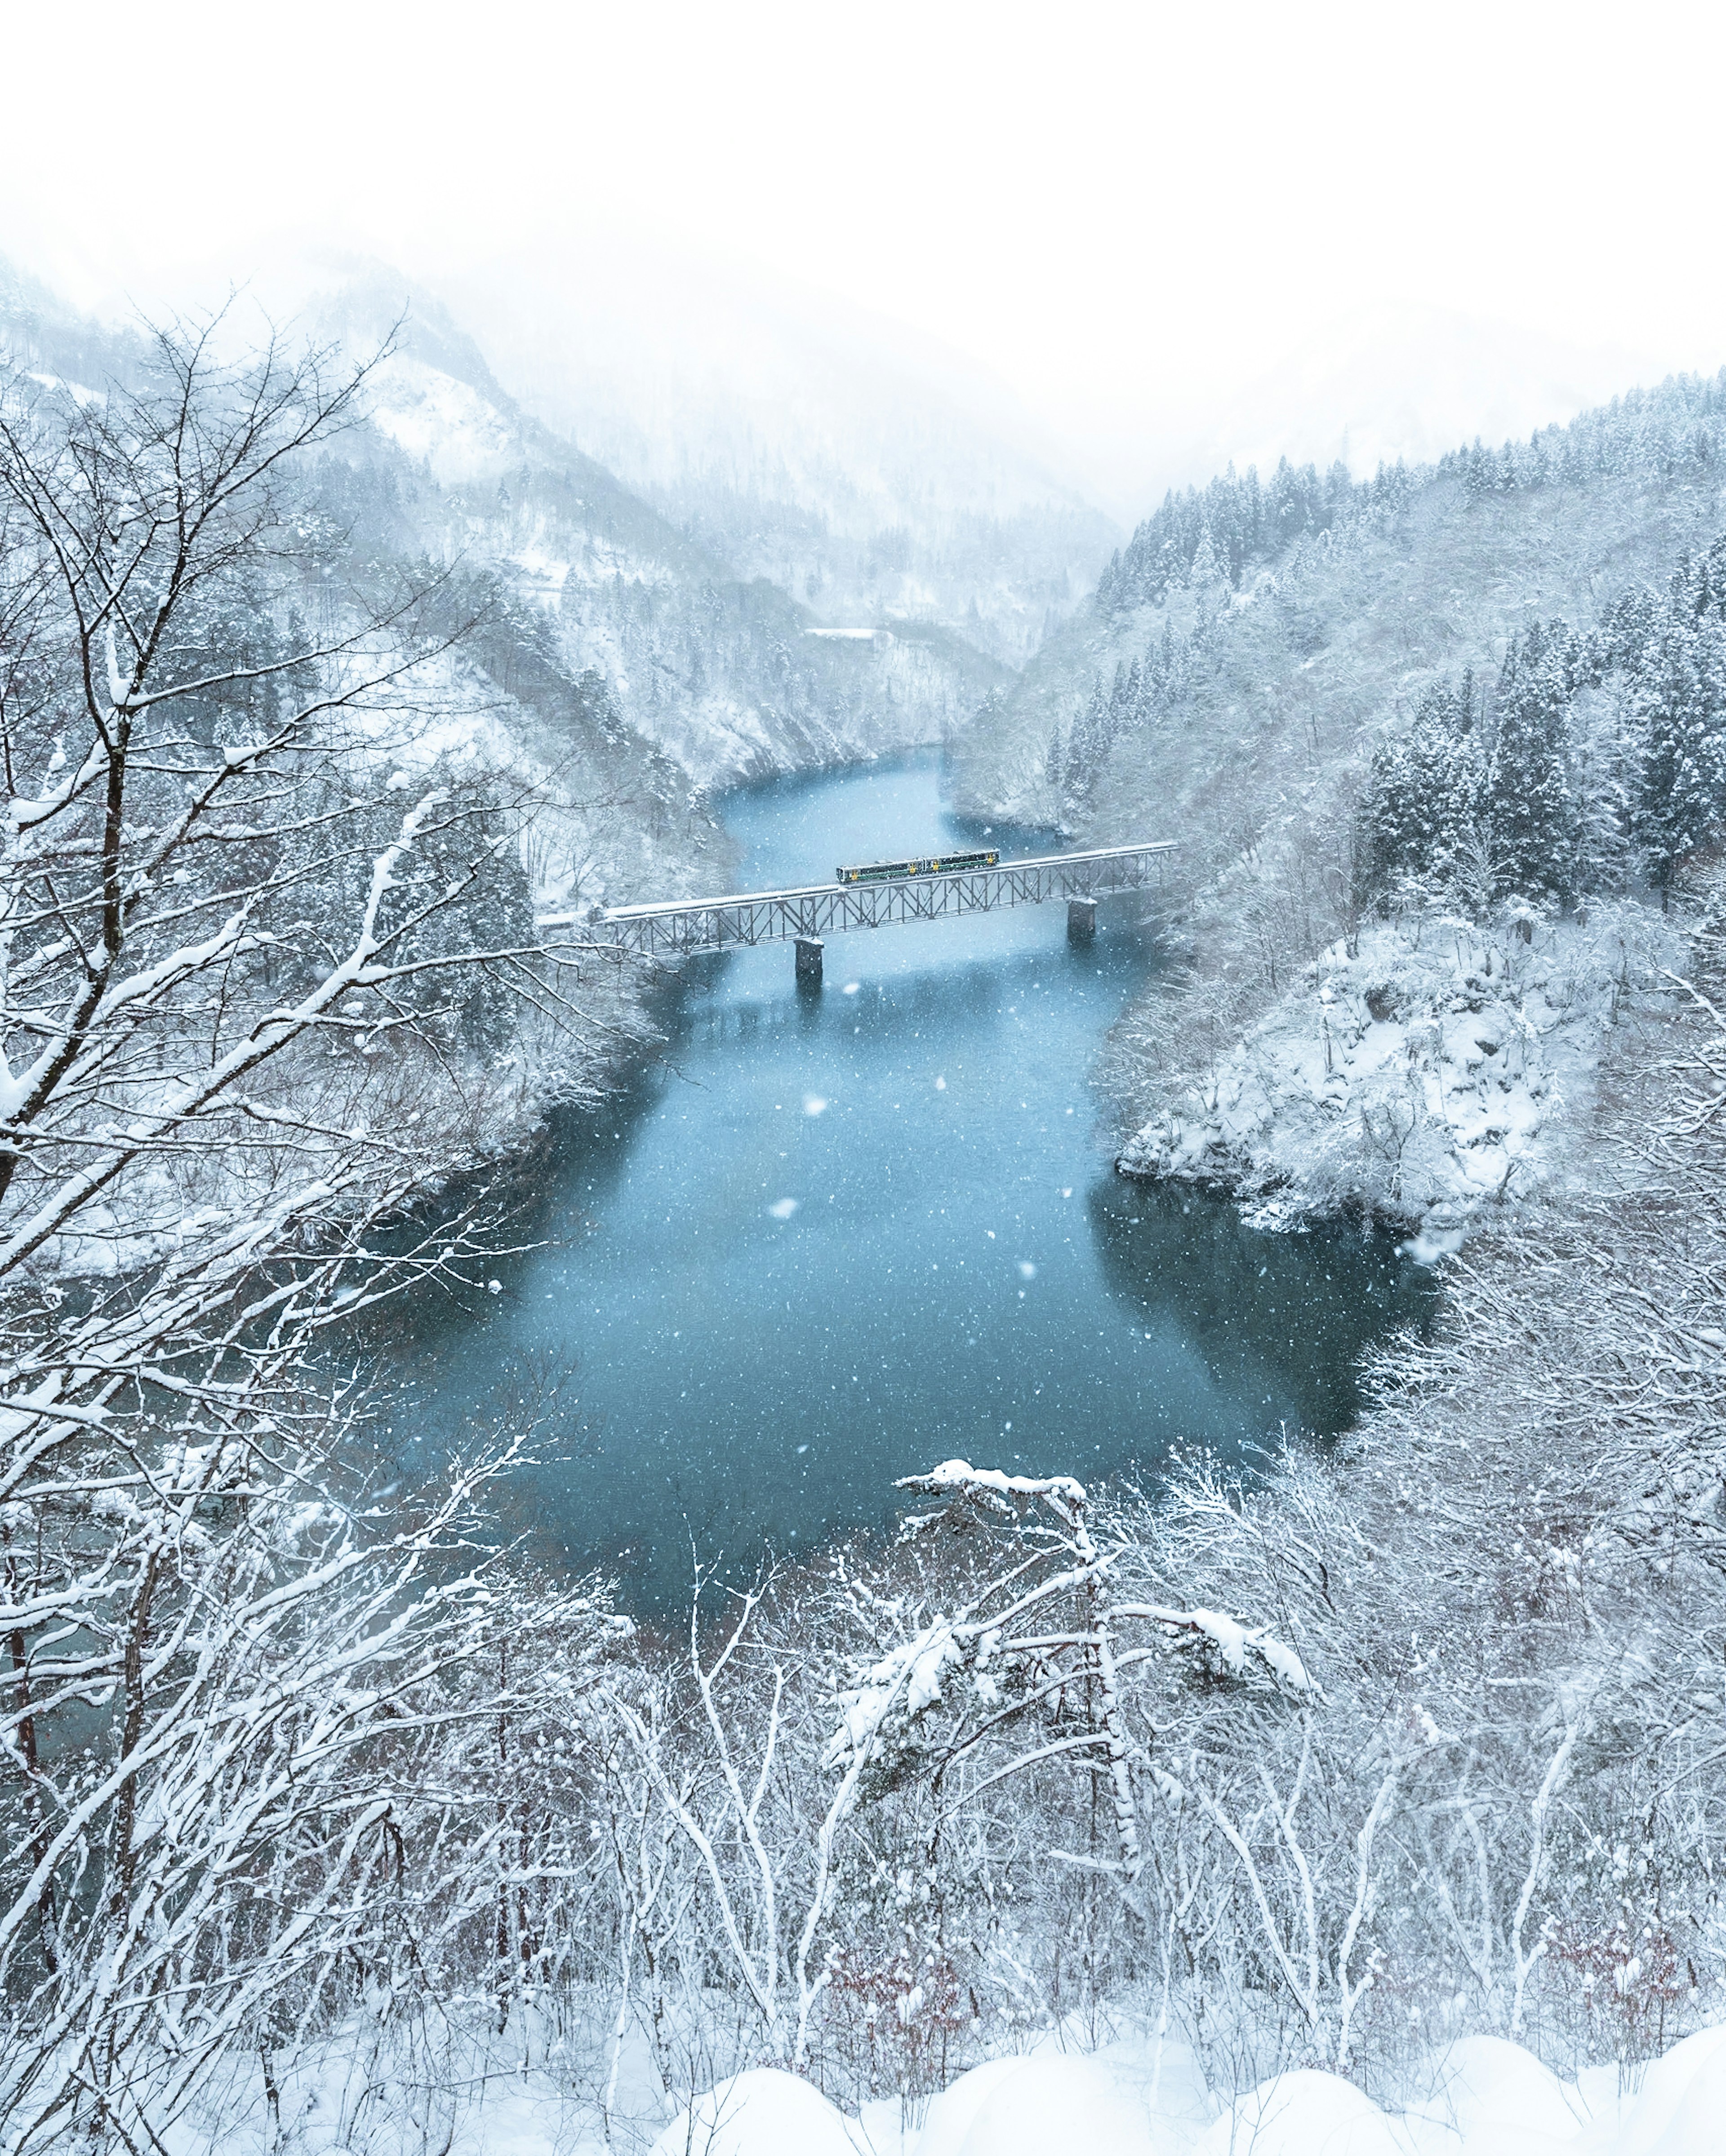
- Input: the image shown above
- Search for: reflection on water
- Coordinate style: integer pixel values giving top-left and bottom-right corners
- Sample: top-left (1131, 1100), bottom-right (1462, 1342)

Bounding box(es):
top-left (1088, 1182), bottom-right (1427, 1437)
top-left (378, 752), bottom-right (1433, 1610)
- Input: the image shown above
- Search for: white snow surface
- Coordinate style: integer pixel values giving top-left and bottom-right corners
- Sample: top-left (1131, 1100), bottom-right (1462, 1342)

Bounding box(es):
top-left (363, 353), bottom-right (526, 485)
top-left (637, 2026), bottom-right (1726, 2156)
top-left (1119, 906), bottom-right (1680, 1246)
top-left (152, 2018), bottom-right (1726, 2156)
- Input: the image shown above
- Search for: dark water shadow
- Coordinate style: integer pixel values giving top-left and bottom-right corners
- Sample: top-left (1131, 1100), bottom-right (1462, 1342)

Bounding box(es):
top-left (1085, 1178), bottom-right (1438, 1440)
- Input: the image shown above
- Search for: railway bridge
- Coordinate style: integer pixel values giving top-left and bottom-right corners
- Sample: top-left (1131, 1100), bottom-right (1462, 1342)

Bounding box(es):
top-left (537, 839), bottom-right (1175, 986)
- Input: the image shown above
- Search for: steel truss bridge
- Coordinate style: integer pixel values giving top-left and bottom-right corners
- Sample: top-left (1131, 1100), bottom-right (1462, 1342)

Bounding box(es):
top-left (538, 840), bottom-right (1175, 981)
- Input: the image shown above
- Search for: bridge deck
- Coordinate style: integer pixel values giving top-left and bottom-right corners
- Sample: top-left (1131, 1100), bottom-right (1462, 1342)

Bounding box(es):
top-left (538, 841), bottom-right (1174, 956)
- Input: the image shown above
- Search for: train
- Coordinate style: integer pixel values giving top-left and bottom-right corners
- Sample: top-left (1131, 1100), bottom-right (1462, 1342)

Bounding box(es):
top-left (836, 847), bottom-right (999, 885)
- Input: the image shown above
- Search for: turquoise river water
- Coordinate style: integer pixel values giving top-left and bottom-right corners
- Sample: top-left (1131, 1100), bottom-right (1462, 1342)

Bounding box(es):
top-left (383, 752), bottom-right (1432, 1610)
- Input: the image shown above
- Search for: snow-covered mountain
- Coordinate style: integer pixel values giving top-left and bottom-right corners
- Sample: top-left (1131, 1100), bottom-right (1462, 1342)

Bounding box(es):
top-left (426, 235), bottom-right (1119, 664)
top-left (0, 253), bottom-right (1012, 954)
top-left (330, 273), bottom-right (1011, 787)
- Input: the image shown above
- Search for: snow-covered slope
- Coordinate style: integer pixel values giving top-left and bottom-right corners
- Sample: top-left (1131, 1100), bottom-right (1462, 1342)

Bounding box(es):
top-left (646, 2028), bottom-right (1726, 2156)
top-left (1, 254), bottom-right (1012, 799)
top-left (428, 238), bottom-right (1118, 665)
top-left (311, 271), bottom-right (1012, 787)
top-left (205, 2020), bottom-right (1723, 2156)
top-left (1118, 906), bottom-right (1680, 1243)
top-left (947, 371), bottom-right (1726, 1232)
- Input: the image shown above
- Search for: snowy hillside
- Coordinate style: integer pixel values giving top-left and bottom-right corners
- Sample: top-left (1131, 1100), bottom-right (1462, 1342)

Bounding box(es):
top-left (430, 240), bottom-right (1118, 664)
top-left (308, 272), bottom-right (1012, 789)
top-left (1, 254), bottom-right (1013, 803)
top-left (947, 375), bottom-right (1726, 1233)
top-left (950, 380), bottom-right (1726, 833)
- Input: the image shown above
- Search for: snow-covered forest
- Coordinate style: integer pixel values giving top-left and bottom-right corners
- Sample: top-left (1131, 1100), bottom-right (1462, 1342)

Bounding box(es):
top-left (3, 249), bottom-right (1726, 2156)
top-left (947, 382), bottom-right (1726, 1237)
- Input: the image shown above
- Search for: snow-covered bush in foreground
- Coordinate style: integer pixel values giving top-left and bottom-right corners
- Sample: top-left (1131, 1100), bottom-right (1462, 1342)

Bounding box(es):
top-left (193, 2021), bottom-right (1726, 2153)
top-left (647, 2022), bottom-right (1726, 2155)
top-left (1119, 903), bottom-right (1677, 1241)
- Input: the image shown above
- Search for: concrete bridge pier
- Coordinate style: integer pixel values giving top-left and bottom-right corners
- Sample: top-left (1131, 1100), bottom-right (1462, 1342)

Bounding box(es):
top-left (1067, 897), bottom-right (1097, 943)
top-left (795, 936), bottom-right (824, 989)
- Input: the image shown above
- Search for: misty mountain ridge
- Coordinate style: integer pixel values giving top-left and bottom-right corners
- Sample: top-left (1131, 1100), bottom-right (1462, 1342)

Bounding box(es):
top-left (0, 257), bottom-right (1011, 809)
top-left (310, 270), bottom-right (1012, 788)
top-left (952, 359), bottom-right (1726, 835)
top-left (301, 262), bottom-right (1706, 675)
top-left (9, 245), bottom-right (1724, 855)
top-left (427, 238), bottom-right (1119, 664)
top-left (60, 233), bottom-right (1115, 666)
top-left (15, 234), bottom-right (1697, 673)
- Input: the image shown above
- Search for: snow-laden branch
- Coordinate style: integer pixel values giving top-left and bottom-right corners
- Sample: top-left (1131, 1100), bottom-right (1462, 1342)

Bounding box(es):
top-left (825, 1460), bottom-right (1326, 1895)
top-left (898, 1458), bottom-right (1090, 1508)
top-left (1112, 1601), bottom-right (1326, 1698)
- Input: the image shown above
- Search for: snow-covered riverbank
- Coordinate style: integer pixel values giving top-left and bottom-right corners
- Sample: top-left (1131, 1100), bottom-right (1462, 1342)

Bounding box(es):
top-left (1117, 904), bottom-right (1680, 1252)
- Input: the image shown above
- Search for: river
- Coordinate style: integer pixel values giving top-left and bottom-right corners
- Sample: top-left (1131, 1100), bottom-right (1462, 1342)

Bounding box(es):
top-left (384, 751), bottom-right (1432, 1610)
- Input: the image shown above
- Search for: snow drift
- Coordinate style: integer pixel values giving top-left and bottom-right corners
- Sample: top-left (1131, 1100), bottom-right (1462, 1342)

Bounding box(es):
top-left (649, 2023), bottom-right (1726, 2156)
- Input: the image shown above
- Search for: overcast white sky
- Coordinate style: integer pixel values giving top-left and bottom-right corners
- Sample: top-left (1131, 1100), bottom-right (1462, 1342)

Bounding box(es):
top-left (4, 0), bottom-right (1723, 500)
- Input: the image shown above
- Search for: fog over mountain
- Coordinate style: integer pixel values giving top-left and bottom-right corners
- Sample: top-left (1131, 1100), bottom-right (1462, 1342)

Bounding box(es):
top-left (1135, 299), bottom-right (1664, 503)
top-left (432, 237), bottom-right (1119, 662)
top-left (13, 227), bottom-right (1685, 670)
top-left (424, 253), bottom-right (1676, 586)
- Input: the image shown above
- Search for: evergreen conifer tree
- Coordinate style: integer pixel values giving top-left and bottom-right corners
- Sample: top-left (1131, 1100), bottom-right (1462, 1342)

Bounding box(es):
top-left (1353, 683), bottom-right (1488, 912)
top-left (1186, 521), bottom-right (1224, 591)
top-left (1628, 611), bottom-right (1726, 900)
top-left (1487, 623), bottom-right (1577, 900)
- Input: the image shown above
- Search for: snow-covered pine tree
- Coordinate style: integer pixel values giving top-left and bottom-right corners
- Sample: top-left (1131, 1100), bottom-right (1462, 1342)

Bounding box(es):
top-left (1352, 680), bottom-right (1488, 912)
top-left (1603, 578), bottom-right (1664, 672)
top-left (1064, 677), bottom-right (1108, 802)
top-left (1487, 621), bottom-right (1578, 901)
top-left (1186, 519), bottom-right (1226, 592)
top-left (1110, 657), bottom-right (1134, 740)
top-left (1627, 604), bottom-right (1726, 901)
top-left (1267, 455), bottom-right (1316, 545)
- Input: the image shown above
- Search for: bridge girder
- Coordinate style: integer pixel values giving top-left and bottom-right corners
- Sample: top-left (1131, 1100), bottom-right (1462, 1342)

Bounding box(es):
top-left (537, 841), bottom-right (1175, 958)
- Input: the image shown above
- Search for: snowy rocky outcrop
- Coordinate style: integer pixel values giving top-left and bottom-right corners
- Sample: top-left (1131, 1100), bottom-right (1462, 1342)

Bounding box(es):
top-left (1118, 906), bottom-right (1680, 1247)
